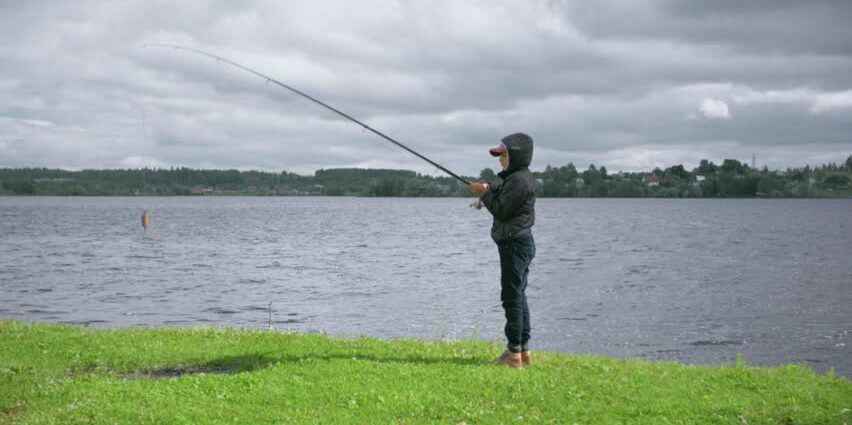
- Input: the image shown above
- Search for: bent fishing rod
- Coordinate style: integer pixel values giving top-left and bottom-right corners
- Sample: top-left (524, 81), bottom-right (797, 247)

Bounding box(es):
top-left (146, 44), bottom-right (470, 185)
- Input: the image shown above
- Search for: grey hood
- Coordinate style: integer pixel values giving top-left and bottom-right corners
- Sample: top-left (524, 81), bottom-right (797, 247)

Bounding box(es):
top-left (500, 132), bottom-right (534, 176)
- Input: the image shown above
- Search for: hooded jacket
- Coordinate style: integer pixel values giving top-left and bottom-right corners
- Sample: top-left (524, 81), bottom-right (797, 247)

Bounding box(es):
top-left (481, 133), bottom-right (536, 244)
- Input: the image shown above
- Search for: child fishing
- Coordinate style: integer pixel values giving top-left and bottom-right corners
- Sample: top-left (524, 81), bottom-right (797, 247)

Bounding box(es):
top-left (469, 133), bottom-right (537, 368)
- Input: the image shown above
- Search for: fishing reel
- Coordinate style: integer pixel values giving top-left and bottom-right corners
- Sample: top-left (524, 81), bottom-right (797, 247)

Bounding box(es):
top-left (470, 198), bottom-right (483, 209)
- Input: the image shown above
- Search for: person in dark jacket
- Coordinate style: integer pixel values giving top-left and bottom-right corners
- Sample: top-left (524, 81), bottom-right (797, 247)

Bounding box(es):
top-left (469, 132), bottom-right (536, 368)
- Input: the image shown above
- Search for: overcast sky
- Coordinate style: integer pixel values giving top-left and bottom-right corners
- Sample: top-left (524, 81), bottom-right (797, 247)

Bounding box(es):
top-left (1, 0), bottom-right (850, 176)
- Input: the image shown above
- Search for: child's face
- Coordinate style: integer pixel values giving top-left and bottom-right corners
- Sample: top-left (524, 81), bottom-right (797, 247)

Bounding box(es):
top-left (499, 151), bottom-right (509, 170)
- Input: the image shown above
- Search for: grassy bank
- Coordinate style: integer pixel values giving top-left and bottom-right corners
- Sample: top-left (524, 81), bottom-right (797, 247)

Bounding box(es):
top-left (1, 321), bottom-right (848, 424)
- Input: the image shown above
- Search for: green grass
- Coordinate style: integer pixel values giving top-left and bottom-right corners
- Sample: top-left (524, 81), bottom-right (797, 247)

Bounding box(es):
top-left (1, 321), bottom-right (849, 424)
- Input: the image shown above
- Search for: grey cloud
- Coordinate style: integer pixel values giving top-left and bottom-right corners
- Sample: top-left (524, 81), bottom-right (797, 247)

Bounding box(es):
top-left (1, 0), bottom-right (850, 176)
top-left (569, 0), bottom-right (852, 56)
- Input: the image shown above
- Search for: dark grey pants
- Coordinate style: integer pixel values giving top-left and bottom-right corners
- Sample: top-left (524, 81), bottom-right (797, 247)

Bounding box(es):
top-left (497, 234), bottom-right (535, 353)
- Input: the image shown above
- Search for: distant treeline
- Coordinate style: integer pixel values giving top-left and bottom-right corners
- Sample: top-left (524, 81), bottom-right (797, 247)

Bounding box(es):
top-left (0, 167), bottom-right (471, 197)
top-left (533, 157), bottom-right (851, 199)
top-left (1, 156), bottom-right (850, 198)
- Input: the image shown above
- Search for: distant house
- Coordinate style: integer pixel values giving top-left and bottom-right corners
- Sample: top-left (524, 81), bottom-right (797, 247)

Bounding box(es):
top-left (695, 175), bottom-right (706, 182)
top-left (190, 186), bottom-right (203, 195)
top-left (644, 174), bottom-right (659, 186)
top-left (574, 177), bottom-right (585, 187)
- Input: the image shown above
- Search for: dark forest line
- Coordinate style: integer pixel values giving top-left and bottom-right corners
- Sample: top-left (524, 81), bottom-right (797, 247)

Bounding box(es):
top-left (1, 156), bottom-right (850, 198)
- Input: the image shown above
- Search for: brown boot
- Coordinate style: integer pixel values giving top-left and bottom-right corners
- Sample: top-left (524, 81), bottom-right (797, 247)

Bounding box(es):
top-left (521, 351), bottom-right (533, 366)
top-left (490, 350), bottom-right (523, 368)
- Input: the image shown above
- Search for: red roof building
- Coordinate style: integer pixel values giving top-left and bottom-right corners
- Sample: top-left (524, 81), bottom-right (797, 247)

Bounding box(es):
top-left (644, 174), bottom-right (660, 186)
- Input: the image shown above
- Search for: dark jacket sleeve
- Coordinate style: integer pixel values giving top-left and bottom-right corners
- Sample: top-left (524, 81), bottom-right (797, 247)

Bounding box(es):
top-left (480, 176), bottom-right (526, 222)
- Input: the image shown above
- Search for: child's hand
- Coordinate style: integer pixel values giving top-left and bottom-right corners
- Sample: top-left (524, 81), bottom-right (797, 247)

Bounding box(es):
top-left (468, 182), bottom-right (490, 196)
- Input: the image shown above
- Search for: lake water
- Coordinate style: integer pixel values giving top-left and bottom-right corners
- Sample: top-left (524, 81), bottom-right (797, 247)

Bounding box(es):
top-left (1, 197), bottom-right (850, 376)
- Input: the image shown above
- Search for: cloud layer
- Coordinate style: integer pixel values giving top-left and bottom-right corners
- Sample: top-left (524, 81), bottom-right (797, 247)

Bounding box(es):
top-left (1, 0), bottom-right (850, 174)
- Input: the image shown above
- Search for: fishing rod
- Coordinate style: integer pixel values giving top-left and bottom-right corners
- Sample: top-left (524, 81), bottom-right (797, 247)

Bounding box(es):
top-left (146, 43), bottom-right (471, 185)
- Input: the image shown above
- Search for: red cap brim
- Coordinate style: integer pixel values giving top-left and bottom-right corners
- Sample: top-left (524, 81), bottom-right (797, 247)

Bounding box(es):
top-left (489, 145), bottom-right (507, 156)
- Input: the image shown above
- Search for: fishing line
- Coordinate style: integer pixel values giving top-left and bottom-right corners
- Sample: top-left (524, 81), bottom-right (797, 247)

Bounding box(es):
top-left (146, 44), bottom-right (470, 185)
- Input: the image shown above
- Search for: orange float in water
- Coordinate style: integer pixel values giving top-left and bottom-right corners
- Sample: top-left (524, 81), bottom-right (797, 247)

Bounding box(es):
top-left (141, 211), bottom-right (150, 230)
